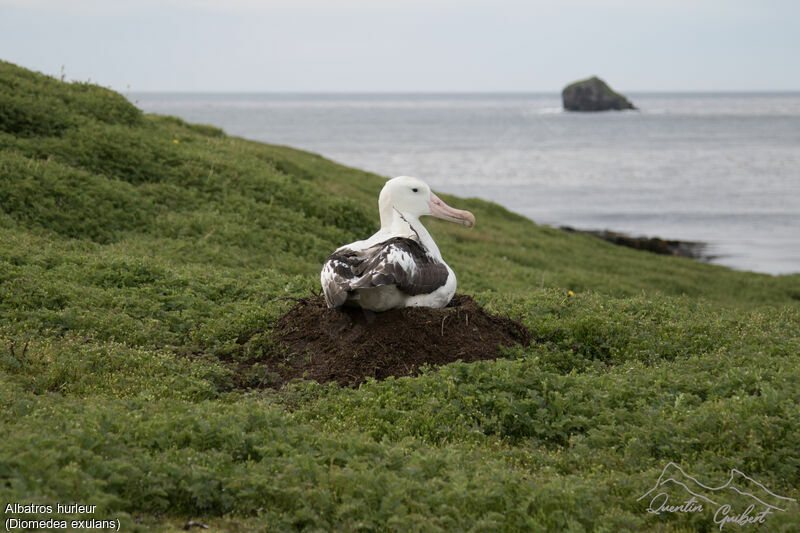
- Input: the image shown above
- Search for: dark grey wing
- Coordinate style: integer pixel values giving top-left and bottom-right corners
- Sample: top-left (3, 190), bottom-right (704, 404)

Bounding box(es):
top-left (348, 237), bottom-right (449, 296)
top-left (321, 248), bottom-right (364, 308)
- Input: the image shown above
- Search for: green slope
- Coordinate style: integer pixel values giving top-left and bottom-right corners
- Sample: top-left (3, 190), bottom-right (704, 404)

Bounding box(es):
top-left (1, 60), bottom-right (798, 532)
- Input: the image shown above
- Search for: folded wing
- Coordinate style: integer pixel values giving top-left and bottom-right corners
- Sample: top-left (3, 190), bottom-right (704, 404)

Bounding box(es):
top-left (321, 237), bottom-right (449, 308)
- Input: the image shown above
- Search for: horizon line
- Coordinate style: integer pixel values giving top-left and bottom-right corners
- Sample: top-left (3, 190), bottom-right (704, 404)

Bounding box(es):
top-left (124, 89), bottom-right (800, 95)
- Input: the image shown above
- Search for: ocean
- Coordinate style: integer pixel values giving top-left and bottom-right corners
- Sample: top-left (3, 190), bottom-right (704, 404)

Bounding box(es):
top-left (128, 92), bottom-right (800, 275)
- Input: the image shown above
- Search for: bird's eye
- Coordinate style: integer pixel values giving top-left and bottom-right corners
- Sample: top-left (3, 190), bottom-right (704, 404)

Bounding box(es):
top-left (412, 188), bottom-right (418, 193)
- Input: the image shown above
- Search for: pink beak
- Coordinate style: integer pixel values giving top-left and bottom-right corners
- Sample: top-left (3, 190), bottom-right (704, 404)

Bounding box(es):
top-left (428, 192), bottom-right (476, 228)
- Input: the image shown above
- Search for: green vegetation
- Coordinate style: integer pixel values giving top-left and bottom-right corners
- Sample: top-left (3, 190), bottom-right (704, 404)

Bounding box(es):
top-left (1, 60), bottom-right (798, 531)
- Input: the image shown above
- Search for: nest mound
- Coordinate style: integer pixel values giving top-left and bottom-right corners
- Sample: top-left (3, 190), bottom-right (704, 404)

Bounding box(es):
top-left (264, 294), bottom-right (531, 388)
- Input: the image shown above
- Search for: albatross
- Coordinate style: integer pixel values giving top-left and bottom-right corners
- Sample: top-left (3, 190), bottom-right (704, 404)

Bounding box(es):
top-left (321, 176), bottom-right (476, 311)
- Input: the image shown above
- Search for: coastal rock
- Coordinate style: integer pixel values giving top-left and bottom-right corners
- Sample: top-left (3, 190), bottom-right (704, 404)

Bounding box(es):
top-left (560, 226), bottom-right (710, 260)
top-left (562, 76), bottom-right (636, 111)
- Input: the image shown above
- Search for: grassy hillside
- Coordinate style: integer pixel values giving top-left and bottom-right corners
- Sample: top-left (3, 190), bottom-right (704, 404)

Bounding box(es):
top-left (1, 60), bottom-right (798, 531)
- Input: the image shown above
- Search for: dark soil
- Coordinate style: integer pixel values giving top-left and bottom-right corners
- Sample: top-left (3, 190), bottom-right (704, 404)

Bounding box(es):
top-left (255, 294), bottom-right (531, 389)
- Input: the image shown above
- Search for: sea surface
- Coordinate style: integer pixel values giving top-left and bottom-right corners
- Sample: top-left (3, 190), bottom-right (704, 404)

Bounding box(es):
top-left (129, 92), bottom-right (800, 275)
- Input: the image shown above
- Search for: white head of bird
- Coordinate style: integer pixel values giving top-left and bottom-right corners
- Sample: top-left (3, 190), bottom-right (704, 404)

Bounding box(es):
top-left (378, 176), bottom-right (475, 231)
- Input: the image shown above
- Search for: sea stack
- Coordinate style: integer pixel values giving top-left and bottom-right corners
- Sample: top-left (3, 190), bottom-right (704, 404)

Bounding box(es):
top-left (562, 76), bottom-right (636, 111)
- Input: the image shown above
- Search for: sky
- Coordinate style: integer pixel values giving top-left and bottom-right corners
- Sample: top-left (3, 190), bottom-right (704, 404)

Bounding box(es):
top-left (1, 0), bottom-right (798, 92)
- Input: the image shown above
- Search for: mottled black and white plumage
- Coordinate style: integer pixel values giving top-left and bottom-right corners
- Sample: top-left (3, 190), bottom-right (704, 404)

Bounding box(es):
top-left (322, 237), bottom-right (450, 308)
top-left (321, 176), bottom-right (475, 312)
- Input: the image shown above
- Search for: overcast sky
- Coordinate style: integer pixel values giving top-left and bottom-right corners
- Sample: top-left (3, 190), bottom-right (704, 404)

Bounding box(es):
top-left (1, 0), bottom-right (798, 92)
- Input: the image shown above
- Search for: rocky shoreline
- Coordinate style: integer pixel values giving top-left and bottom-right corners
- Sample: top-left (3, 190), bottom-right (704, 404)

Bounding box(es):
top-left (560, 226), bottom-right (712, 261)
